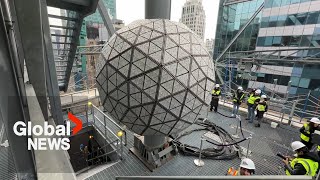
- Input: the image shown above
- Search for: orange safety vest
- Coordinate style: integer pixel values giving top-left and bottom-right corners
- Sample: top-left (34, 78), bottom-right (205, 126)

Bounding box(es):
top-left (226, 167), bottom-right (239, 176)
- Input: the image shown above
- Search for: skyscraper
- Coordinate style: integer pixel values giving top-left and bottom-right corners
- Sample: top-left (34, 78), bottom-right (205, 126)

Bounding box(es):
top-left (180, 0), bottom-right (206, 40)
top-left (214, 0), bottom-right (320, 97)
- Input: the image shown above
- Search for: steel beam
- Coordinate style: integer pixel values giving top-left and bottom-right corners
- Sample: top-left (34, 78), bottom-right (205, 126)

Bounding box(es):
top-left (229, 47), bottom-right (320, 54)
top-left (63, 16), bottom-right (84, 91)
top-left (145, 0), bottom-right (171, 19)
top-left (51, 34), bottom-right (73, 37)
top-left (40, 0), bottom-right (64, 125)
top-left (0, 1), bottom-right (36, 178)
top-left (50, 25), bottom-right (76, 30)
top-left (97, 0), bottom-right (115, 37)
top-left (14, 0), bottom-right (48, 118)
top-left (48, 14), bottom-right (78, 21)
top-left (52, 42), bottom-right (73, 45)
top-left (215, 2), bottom-right (264, 84)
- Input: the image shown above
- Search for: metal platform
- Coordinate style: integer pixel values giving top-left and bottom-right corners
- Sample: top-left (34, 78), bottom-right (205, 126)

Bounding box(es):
top-left (81, 106), bottom-right (300, 180)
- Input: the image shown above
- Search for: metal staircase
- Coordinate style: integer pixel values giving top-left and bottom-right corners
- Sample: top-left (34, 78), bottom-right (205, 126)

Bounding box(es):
top-left (47, 0), bottom-right (99, 92)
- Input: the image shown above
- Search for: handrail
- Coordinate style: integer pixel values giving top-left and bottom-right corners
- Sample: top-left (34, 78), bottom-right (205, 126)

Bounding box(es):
top-left (91, 104), bottom-right (127, 146)
top-left (87, 149), bottom-right (118, 163)
top-left (94, 115), bottom-right (120, 141)
top-left (92, 104), bottom-right (122, 129)
top-left (88, 139), bottom-right (119, 156)
top-left (115, 176), bottom-right (312, 180)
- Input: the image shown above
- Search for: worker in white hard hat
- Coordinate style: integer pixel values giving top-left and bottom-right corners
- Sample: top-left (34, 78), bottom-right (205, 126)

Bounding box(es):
top-left (210, 84), bottom-right (221, 112)
top-left (254, 94), bottom-right (268, 127)
top-left (226, 158), bottom-right (255, 176)
top-left (283, 141), bottom-right (319, 176)
top-left (231, 87), bottom-right (245, 117)
top-left (300, 117), bottom-right (320, 149)
top-left (246, 89), bottom-right (261, 123)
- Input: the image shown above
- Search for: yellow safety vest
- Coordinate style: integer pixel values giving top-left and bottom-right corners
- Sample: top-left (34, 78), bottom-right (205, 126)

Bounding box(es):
top-left (212, 90), bottom-right (221, 96)
top-left (247, 94), bottom-right (260, 105)
top-left (301, 123), bottom-right (311, 142)
top-left (257, 102), bottom-right (267, 111)
top-left (233, 93), bottom-right (245, 102)
top-left (285, 158), bottom-right (318, 176)
top-left (226, 167), bottom-right (239, 176)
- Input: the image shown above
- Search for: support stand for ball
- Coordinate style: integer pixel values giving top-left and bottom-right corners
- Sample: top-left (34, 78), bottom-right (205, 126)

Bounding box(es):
top-left (232, 115), bottom-right (241, 139)
top-left (194, 137), bottom-right (205, 167)
top-left (130, 134), bottom-right (177, 171)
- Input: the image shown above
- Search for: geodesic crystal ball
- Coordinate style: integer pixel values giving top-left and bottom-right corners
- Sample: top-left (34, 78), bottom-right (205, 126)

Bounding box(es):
top-left (96, 19), bottom-right (215, 136)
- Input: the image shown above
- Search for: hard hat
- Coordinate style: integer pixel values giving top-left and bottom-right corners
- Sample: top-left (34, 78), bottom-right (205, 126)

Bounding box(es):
top-left (261, 95), bottom-right (267, 99)
top-left (215, 84), bottom-right (220, 88)
top-left (255, 89), bottom-right (261, 94)
top-left (240, 158), bottom-right (255, 170)
top-left (291, 141), bottom-right (306, 151)
top-left (238, 86), bottom-right (243, 91)
top-left (309, 117), bottom-right (320, 124)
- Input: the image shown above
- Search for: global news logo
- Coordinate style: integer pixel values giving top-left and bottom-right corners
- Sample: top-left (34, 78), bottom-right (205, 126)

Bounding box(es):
top-left (13, 112), bottom-right (82, 150)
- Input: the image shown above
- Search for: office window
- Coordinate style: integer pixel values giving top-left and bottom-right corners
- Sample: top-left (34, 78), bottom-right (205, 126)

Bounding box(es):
top-left (299, 78), bottom-right (310, 88)
top-left (265, 36), bottom-right (273, 46)
top-left (282, 36), bottom-right (291, 46)
top-left (269, 16), bottom-right (278, 27)
top-left (272, 0), bottom-right (280, 7)
top-left (290, 36), bottom-right (302, 47)
top-left (291, 76), bottom-right (300, 86)
top-left (261, 17), bottom-right (269, 28)
top-left (277, 15), bottom-right (287, 27)
top-left (300, 35), bottom-right (312, 46)
top-left (281, 0), bottom-right (291, 6)
top-left (265, 0), bottom-right (273, 8)
top-left (257, 37), bottom-right (265, 46)
top-left (306, 12), bottom-right (320, 24)
top-left (273, 36), bottom-right (282, 46)
top-left (291, 0), bottom-right (301, 4)
top-left (309, 79), bottom-right (320, 90)
top-left (295, 13), bottom-right (308, 25)
top-left (285, 15), bottom-right (296, 26)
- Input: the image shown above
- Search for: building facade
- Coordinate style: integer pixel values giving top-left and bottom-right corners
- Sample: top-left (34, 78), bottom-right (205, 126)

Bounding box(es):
top-left (214, 0), bottom-right (320, 97)
top-left (180, 0), bottom-right (206, 40)
top-left (205, 38), bottom-right (215, 57)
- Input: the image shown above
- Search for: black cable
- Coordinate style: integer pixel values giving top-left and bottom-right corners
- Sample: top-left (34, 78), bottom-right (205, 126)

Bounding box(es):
top-left (217, 111), bottom-right (236, 119)
top-left (173, 119), bottom-right (249, 160)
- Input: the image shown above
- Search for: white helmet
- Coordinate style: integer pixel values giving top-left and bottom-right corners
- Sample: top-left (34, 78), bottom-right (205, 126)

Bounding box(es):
top-left (291, 141), bottom-right (306, 151)
top-left (261, 95), bottom-right (267, 99)
top-left (240, 158), bottom-right (255, 170)
top-left (238, 86), bottom-right (243, 91)
top-left (309, 117), bottom-right (320, 124)
top-left (215, 84), bottom-right (220, 88)
top-left (255, 89), bottom-right (261, 94)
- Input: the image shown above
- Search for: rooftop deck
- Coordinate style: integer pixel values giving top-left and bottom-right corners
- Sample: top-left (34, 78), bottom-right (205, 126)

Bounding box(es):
top-left (80, 106), bottom-right (300, 180)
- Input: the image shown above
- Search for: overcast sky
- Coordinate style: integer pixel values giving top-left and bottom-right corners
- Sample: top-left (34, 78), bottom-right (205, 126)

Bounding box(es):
top-left (116, 0), bottom-right (220, 40)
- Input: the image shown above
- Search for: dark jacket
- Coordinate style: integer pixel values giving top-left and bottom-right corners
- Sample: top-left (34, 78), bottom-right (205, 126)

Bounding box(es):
top-left (284, 152), bottom-right (320, 175)
top-left (233, 90), bottom-right (244, 105)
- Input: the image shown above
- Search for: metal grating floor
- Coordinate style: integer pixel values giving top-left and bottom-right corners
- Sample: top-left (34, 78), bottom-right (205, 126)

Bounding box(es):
top-left (84, 107), bottom-right (300, 180)
top-left (0, 123), bottom-right (18, 180)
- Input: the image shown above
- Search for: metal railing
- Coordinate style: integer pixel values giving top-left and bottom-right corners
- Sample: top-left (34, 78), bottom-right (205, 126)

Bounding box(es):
top-left (60, 88), bottom-right (99, 105)
top-left (90, 104), bottom-right (127, 146)
top-left (115, 176), bottom-right (312, 180)
top-left (64, 102), bottom-right (125, 171)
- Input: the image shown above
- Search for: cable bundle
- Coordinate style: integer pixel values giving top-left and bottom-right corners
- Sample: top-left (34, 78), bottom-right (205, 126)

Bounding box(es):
top-left (173, 119), bottom-right (247, 160)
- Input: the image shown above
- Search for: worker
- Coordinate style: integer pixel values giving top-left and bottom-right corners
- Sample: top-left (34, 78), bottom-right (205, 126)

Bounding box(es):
top-left (300, 117), bottom-right (320, 149)
top-left (246, 89), bottom-right (261, 123)
top-left (210, 84), bottom-right (221, 112)
top-left (254, 95), bottom-right (268, 127)
top-left (283, 141), bottom-right (319, 176)
top-left (226, 158), bottom-right (255, 176)
top-left (231, 86), bottom-right (245, 117)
